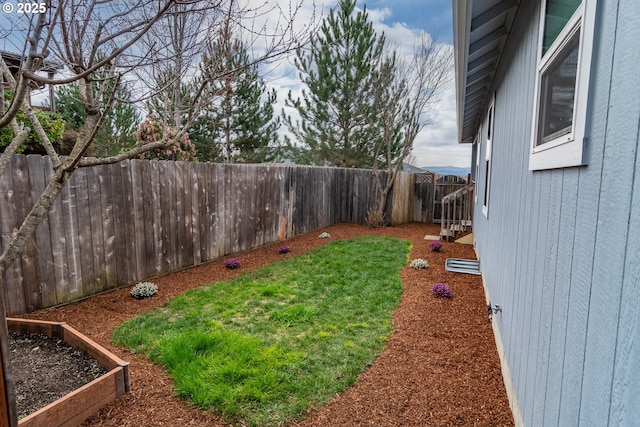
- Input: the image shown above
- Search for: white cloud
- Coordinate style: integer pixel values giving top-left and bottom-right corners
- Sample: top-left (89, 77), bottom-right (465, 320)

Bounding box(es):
top-left (363, 5), bottom-right (466, 168)
top-left (411, 84), bottom-right (470, 168)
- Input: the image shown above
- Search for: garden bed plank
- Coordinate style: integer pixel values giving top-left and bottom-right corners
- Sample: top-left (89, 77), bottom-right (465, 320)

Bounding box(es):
top-left (7, 318), bottom-right (130, 427)
top-left (18, 373), bottom-right (116, 427)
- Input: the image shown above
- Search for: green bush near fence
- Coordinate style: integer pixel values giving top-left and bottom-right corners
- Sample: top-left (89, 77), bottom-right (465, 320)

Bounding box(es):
top-left (113, 236), bottom-right (410, 426)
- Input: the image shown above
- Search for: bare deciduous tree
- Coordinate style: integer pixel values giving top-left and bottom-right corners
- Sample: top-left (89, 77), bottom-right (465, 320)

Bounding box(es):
top-left (367, 33), bottom-right (453, 226)
top-left (0, 1), bottom-right (312, 424)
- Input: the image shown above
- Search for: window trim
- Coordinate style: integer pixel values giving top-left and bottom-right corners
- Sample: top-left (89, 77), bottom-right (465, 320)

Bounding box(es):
top-left (474, 127), bottom-right (481, 204)
top-left (529, 0), bottom-right (597, 171)
top-left (482, 96), bottom-right (495, 217)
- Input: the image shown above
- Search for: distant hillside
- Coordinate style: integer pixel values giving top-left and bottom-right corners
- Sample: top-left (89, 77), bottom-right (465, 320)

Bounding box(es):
top-left (420, 166), bottom-right (471, 177)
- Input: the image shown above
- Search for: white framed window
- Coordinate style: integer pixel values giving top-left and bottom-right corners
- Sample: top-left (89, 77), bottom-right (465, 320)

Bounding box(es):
top-left (474, 127), bottom-right (481, 204)
top-left (529, 0), bottom-right (597, 170)
top-left (482, 96), bottom-right (494, 217)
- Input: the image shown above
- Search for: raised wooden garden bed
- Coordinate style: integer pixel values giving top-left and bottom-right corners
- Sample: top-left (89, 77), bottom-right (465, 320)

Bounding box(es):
top-left (7, 318), bottom-right (130, 427)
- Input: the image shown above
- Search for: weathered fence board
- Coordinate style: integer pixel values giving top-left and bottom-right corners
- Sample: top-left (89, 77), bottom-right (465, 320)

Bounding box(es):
top-left (391, 172), bottom-right (413, 225)
top-left (13, 155), bottom-right (39, 313)
top-left (74, 168), bottom-right (94, 297)
top-left (1, 160), bottom-right (26, 314)
top-left (27, 155), bottom-right (55, 308)
top-left (413, 172), bottom-right (436, 223)
top-left (120, 161), bottom-right (137, 285)
top-left (0, 156), bottom-right (440, 315)
top-left (86, 165), bottom-right (104, 293)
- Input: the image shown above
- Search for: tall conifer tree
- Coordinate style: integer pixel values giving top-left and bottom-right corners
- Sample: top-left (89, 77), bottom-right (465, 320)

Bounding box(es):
top-left (283, 0), bottom-right (386, 168)
top-left (194, 34), bottom-right (280, 163)
top-left (56, 81), bottom-right (140, 157)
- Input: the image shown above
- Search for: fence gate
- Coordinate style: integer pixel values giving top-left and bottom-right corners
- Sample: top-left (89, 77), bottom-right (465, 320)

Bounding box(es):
top-left (432, 175), bottom-right (468, 223)
top-left (412, 172), bottom-right (435, 223)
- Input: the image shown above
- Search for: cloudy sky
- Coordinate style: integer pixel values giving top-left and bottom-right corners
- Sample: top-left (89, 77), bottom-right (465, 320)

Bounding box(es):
top-left (270, 0), bottom-right (469, 169)
top-left (0, 0), bottom-right (468, 168)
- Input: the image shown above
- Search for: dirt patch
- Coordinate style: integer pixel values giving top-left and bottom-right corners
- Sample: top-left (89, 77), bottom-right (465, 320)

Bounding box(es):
top-left (19, 222), bottom-right (514, 426)
top-left (9, 332), bottom-right (107, 419)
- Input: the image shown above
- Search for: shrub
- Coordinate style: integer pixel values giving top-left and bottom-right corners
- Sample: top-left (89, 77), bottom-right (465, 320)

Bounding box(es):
top-left (429, 241), bottom-right (442, 252)
top-left (409, 258), bottom-right (429, 269)
top-left (0, 108), bottom-right (65, 154)
top-left (318, 232), bottom-right (331, 239)
top-left (278, 245), bottom-right (292, 254)
top-left (134, 114), bottom-right (196, 161)
top-left (224, 258), bottom-right (241, 269)
top-left (431, 283), bottom-right (452, 299)
top-left (364, 209), bottom-right (386, 228)
top-left (130, 282), bottom-right (158, 299)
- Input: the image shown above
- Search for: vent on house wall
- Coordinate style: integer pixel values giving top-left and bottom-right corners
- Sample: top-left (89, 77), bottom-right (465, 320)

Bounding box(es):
top-left (445, 258), bottom-right (481, 275)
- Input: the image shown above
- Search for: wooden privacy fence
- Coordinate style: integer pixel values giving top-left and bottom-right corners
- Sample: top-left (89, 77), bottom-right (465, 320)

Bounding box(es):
top-left (0, 155), bottom-right (436, 315)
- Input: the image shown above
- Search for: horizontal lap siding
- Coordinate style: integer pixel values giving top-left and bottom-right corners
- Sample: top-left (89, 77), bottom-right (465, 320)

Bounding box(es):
top-left (472, 0), bottom-right (640, 425)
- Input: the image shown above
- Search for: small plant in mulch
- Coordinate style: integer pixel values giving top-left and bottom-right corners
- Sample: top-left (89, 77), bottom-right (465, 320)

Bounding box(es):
top-left (130, 282), bottom-right (158, 299)
top-left (428, 241), bottom-right (443, 252)
top-left (432, 283), bottom-right (452, 299)
top-left (224, 258), bottom-right (241, 269)
top-left (409, 258), bottom-right (429, 269)
top-left (318, 232), bottom-right (331, 239)
top-left (364, 209), bottom-right (386, 228)
top-left (278, 245), bottom-right (292, 254)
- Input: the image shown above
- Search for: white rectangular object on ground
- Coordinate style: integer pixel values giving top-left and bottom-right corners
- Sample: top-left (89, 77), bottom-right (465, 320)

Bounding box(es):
top-left (445, 258), bottom-right (481, 275)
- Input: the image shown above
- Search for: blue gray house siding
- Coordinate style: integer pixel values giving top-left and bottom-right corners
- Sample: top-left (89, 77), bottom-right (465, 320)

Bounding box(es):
top-left (468, 0), bottom-right (640, 425)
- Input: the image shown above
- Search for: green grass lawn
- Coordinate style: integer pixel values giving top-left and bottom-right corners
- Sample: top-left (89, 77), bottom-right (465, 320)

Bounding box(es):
top-left (113, 236), bottom-right (410, 426)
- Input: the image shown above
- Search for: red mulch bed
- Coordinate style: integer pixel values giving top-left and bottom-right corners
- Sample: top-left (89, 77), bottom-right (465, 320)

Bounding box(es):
top-left (21, 222), bottom-right (514, 426)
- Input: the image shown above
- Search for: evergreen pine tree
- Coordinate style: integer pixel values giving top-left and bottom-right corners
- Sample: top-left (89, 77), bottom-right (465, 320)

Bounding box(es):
top-left (283, 0), bottom-right (387, 168)
top-left (56, 81), bottom-right (140, 157)
top-left (195, 34), bottom-right (280, 163)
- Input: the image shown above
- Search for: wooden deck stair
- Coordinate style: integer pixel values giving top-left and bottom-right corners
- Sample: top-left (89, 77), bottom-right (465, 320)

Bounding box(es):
top-left (440, 183), bottom-right (475, 241)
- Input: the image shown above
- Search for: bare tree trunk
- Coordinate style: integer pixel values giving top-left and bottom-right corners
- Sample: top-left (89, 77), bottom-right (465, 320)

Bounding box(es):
top-left (0, 2), bottom-right (313, 421)
top-left (0, 276), bottom-right (17, 426)
top-left (0, 165), bottom-right (69, 274)
top-left (378, 187), bottom-right (390, 215)
top-left (0, 116), bottom-right (113, 427)
top-left (224, 76), bottom-right (232, 163)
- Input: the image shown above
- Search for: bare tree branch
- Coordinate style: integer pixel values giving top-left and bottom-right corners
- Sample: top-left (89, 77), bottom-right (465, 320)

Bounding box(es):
top-left (369, 32), bottom-right (453, 223)
top-left (0, 128), bottom-right (30, 176)
top-left (23, 0), bottom-right (178, 85)
top-left (0, 3), bottom-right (315, 423)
